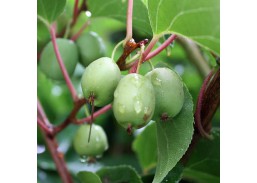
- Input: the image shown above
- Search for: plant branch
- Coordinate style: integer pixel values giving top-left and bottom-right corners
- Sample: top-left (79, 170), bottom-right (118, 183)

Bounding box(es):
top-left (37, 99), bottom-right (73, 183)
top-left (39, 127), bottom-right (73, 183)
top-left (53, 98), bottom-right (87, 135)
top-left (176, 35), bottom-right (211, 78)
top-left (37, 117), bottom-right (53, 135)
top-left (124, 0), bottom-right (133, 44)
top-left (75, 104), bottom-right (112, 124)
top-left (37, 98), bottom-right (52, 128)
top-left (70, 20), bottom-right (90, 41)
top-left (49, 25), bottom-right (78, 101)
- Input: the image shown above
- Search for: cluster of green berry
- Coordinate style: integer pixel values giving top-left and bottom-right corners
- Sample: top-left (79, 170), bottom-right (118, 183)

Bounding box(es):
top-left (39, 34), bottom-right (185, 159)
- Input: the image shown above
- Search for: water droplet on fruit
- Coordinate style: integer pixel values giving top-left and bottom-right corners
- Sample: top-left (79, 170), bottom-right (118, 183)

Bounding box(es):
top-left (153, 76), bottom-right (162, 86)
top-left (144, 107), bottom-right (149, 114)
top-left (134, 100), bottom-right (142, 114)
top-left (130, 75), bottom-right (141, 87)
top-left (80, 155), bottom-right (87, 163)
top-left (118, 103), bottom-right (126, 113)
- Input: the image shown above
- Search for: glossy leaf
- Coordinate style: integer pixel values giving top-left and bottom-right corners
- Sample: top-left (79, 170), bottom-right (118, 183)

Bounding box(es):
top-left (96, 165), bottom-right (143, 183)
top-left (132, 122), bottom-right (157, 172)
top-left (87, 0), bottom-right (152, 36)
top-left (77, 171), bottom-right (102, 183)
top-left (37, 0), bottom-right (66, 23)
top-left (153, 85), bottom-right (194, 183)
top-left (148, 0), bottom-right (220, 54)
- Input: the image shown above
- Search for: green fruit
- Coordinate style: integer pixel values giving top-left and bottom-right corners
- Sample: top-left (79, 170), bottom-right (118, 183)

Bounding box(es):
top-left (73, 124), bottom-right (108, 157)
top-left (145, 68), bottom-right (184, 120)
top-left (39, 39), bottom-right (78, 80)
top-left (76, 32), bottom-right (106, 67)
top-left (81, 57), bottom-right (121, 107)
top-left (113, 73), bottom-right (155, 130)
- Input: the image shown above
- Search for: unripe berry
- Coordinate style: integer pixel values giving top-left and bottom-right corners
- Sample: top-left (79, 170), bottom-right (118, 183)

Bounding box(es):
top-left (39, 39), bottom-right (78, 80)
top-left (76, 32), bottom-right (106, 67)
top-left (113, 73), bottom-right (155, 130)
top-left (81, 57), bottom-right (121, 107)
top-left (73, 124), bottom-right (108, 157)
top-left (145, 68), bottom-right (184, 121)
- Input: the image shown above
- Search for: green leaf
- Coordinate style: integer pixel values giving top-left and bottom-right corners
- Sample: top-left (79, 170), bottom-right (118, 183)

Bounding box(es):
top-left (161, 163), bottom-right (183, 183)
top-left (153, 85), bottom-right (194, 183)
top-left (183, 129), bottom-right (220, 183)
top-left (87, 0), bottom-right (152, 36)
top-left (132, 122), bottom-right (157, 172)
top-left (77, 171), bottom-right (102, 183)
top-left (148, 0), bottom-right (220, 54)
top-left (37, 0), bottom-right (66, 23)
top-left (96, 165), bottom-right (143, 183)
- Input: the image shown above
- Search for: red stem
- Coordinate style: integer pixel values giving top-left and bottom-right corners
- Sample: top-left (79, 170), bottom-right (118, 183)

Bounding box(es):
top-left (37, 98), bottom-right (52, 127)
top-left (75, 104), bottom-right (112, 124)
top-left (49, 25), bottom-right (78, 101)
top-left (145, 34), bottom-right (177, 61)
top-left (125, 0), bottom-right (133, 41)
top-left (37, 99), bottom-right (73, 183)
top-left (70, 20), bottom-right (90, 41)
top-left (40, 127), bottom-right (74, 183)
top-left (71, 0), bottom-right (79, 26)
top-left (37, 117), bottom-right (53, 135)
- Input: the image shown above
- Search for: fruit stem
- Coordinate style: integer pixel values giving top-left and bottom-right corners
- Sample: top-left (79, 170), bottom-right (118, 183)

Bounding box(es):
top-left (147, 60), bottom-right (154, 70)
top-left (136, 44), bottom-right (145, 73)
top-left (75, 104), bottom-right (112, 124)
top-left (129, 36), bottom-right (159, 73)
top-left (70, 20), bottom-right (91, 41)
top-left (111, 40), bottom-right (124, 61)
top-left (124, 0), bottom-right (133, 44)
top-left (49, 24), bottom-right (78, 101)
